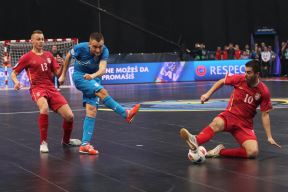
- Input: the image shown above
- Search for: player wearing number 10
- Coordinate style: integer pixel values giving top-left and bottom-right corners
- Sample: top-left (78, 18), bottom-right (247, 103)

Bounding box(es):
top-left (180, 60), bottom-right (281, 160)
top-left (11, 30), bottom-right (81, 153)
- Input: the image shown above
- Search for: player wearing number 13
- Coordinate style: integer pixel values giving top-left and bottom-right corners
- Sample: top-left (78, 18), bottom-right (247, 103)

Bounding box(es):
top-left (180, 60), bottom-right (281, 160)
top-left (11, 30), bottom-right (81, 153)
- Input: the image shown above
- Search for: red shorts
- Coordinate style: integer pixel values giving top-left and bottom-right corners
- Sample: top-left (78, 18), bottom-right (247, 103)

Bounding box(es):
top-left (217, 111), bottom-right (257, 145)
top-left (30, 86), bottom-right (68, 111)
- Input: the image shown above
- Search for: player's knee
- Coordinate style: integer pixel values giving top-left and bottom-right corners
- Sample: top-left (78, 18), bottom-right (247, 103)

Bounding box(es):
top-left (96, 88), bottom-right (109, 100)
top-left (209, 121), bottom-right (223, 132)
top-left (64, 112), bottom-right (74, 122)
top-left (246, 148), bottom-right (259, 158)
top-left (86, 105), bottom-right (97, 117)
top-left (39, 106), bottom-right (49, 114)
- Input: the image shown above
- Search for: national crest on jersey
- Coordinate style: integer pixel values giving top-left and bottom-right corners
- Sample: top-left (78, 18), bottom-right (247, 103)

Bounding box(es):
top-left (254, 93), bottom-right (261, 101)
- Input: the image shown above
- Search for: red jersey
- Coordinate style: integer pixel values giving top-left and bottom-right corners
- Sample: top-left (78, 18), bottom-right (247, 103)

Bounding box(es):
top-left (234, 50), bottom-right (241, 59)
top-left (215, 50), bottom-right (222, 60)
top-left (13, 51), bottom-right (59, 88)
top-left (224, 74), bottom-right (272, 122)
top-left (222, 50), bottom-right (228, 60)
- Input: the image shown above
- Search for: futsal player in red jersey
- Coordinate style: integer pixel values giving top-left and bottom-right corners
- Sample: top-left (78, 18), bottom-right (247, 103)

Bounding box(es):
top-left (180, 60), bottom-right (281, 159)
top-left (11, 30), bottom-right (81, 153)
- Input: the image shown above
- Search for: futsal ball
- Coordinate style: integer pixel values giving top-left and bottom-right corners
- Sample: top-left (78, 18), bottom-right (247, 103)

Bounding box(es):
top-left (187, 146), bottom-right (207, 164)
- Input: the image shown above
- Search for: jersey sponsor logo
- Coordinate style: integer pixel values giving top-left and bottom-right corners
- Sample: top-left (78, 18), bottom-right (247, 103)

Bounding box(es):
top-left (47, 58), bottom-right (51, 64)
top-left (75, 59), bottom-right (91, 66)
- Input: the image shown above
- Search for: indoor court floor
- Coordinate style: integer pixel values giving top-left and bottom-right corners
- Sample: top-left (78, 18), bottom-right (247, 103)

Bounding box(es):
top-left (0, 80), bottom-right (287, 192)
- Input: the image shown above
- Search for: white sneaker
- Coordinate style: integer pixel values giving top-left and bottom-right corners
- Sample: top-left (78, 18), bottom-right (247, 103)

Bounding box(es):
top-left (40, 141), bottom-right (49, 153)
top-left (206, 144), bottom-right (225, 158)
top-left (180, 128), bottom-right (198, 152)
top-left (62, 139), bottom-right (82, 147)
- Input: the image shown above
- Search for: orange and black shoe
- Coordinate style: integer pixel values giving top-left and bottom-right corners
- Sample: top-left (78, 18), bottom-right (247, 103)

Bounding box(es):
top-left (79, 143), bottom-right (99, 155)
top-left (125, 103), bottom-right (141, 123)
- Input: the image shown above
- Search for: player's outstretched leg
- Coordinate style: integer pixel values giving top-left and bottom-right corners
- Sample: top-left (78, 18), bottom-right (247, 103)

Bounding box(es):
top-left (180, 128), bottom-right (199, 152)
top-left (102, 95), bottom-right (140, 123)
top-left (206, 144), bottom-right (225, 158)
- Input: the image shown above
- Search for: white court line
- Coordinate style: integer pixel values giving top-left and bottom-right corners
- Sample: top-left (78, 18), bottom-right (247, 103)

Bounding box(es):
top-left (0, 108), bottom-right (115, 115)
top-left (0, 108), bottom-right (84, 115)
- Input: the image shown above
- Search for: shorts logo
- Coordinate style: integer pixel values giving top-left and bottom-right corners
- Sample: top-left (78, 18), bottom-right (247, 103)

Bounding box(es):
top-left (36, 92), bottom-right (40, 97)
top-left (196, 65), bottom-right (207, 76)
top-left (94, 83), bottom-right (99, 87)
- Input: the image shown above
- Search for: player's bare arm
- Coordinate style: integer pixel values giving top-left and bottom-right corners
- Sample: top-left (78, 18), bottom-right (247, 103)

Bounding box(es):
top-left (201, 78), bottom-right (225, 103)
top-left (11, 70), bottom-right (21, 90)
top-left (261, 111), bottom-right (281, 148)
top-left (83, 60), bottom-right (107, 80)
top-left (58, 52), bottom-right (72, 84)
top-left (53, 67), bottom-right (62, 78)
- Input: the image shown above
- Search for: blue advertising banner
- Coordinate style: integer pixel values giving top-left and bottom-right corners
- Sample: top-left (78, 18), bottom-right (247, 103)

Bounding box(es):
top-left (1, 60), bottom-right (249, 88)
top-left (193, 59), bottom-right (250, 81)
top-left (69, 61), bottom-right (195, 85)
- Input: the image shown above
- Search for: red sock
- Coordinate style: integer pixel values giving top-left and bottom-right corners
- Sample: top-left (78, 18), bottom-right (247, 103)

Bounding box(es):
top-left (38, 114), bottom-right (48, 143)
top-left (220, 147), bottom-right (248, 158)
top-left (62, 120), bottom-right (73, 144)
top-left (196, 126), bottom-right (215, 145)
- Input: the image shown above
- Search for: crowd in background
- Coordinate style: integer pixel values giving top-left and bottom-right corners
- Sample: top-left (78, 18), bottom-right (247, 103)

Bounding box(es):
top-left (191, 41), bottom-right (288, 77)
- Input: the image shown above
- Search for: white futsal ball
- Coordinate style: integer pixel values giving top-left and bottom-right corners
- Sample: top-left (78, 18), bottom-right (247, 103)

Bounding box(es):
top-left (187, 146), bottom-right (207, 164)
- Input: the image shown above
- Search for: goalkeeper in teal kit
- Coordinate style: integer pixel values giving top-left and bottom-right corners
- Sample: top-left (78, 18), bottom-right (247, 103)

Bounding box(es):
top-left (59, 32), bottom-right (140, 155)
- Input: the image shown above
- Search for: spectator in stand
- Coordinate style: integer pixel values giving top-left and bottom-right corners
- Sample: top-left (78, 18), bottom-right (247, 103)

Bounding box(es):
top-left (234, 44), bottom-right (241, 59)
top-left (260, 42), bottom-right (266, 50)
top-left (250, 48), bottom-right (257, 60)
top-left (280, 41), bottom-right (288, 77)
top-left (215, 46), bottom-right (222, 60)
top-left (244, 44), bottom-right (250, 55)
top-left (268, 46), bottom-right (276, 76)
top-left (222, 45), bottom-right (228, 60)
top-left (260, 46), bottom-right (271, 77)
top-left (200, 43), bottom-right (208, 60)
top-left (255, 46), bottom-right (262, 61)
top-left (192, 43), bottom-right (202, 60)
top-left (227, 43), bottom-right (235, 60)
top-left (241, 50), bottom-right (250, 59)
